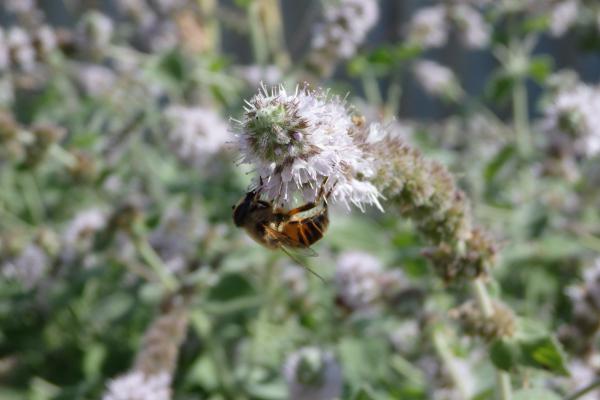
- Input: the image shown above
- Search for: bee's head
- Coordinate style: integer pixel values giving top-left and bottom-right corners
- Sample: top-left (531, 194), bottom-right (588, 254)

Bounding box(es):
top-left (232, 189), bottom-right (259, 227)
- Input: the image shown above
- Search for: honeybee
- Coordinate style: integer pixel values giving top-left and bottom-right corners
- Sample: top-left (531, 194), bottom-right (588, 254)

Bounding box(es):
top-left (232, 178), bottom-right (333, 264)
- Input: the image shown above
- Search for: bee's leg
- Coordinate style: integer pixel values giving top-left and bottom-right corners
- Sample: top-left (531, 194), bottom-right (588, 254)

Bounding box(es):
top-left (286, 202), bottom-right (318, 216)
top-left (318, 178), bottom-right (337, 201)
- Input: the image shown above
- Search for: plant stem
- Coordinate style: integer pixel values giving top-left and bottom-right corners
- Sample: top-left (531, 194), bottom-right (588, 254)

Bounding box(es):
top-left (197, 0), bottom-right (221, 53)
top-left (260, 0), bottom-right (290, 70)
top-left (496, 369), bottom-right (513, 400)
top-left (20, 172), bottom-right (45, 224)
top-left (133, 236), bottom-right (179, 292)
top-left (248, 0), bottom-right (268, 66)
top-left (432, 328), bottom-right (470, 399)
top-left (566, 379), bottom-right (600, 400)
top-left (513, 79), bottom-right (531, 157)
top-left (48, 144), bottom-right (78, 169)
top-left (190, 312), bottom-right (240, 399)
top-left (471, 278), bottom-right (512, 400)
top-left (472, 278), bottom-right (493, 317)
top-left (361, 69), bottom-right (383, 109)
top-left (385, 67), bottom-right (403, 119)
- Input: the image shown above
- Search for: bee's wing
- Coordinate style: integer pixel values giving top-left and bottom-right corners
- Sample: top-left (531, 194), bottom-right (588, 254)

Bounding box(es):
top-left (262, 224), bottom-right (324, 281)
top-left (280, 245), bottom-right (324, 282)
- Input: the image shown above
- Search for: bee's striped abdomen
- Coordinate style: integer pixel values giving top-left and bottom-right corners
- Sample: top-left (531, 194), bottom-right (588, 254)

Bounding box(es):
top-left (285, 211), bottom-right (328, 247)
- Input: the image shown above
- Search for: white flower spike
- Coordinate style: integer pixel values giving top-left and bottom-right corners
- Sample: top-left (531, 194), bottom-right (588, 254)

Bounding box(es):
top-left (233, 84), bottom-right (382, 211)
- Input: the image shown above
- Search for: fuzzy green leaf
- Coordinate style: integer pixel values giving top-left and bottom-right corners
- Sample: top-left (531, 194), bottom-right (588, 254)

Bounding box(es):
top-left (518, 336), bottom-right (569, 376)
top-left (490, 338), bottom-right (520, 371)
top-left (513, 388), bottom-right (561, 400)
top-left (353, 386), bottom-right (377, 400)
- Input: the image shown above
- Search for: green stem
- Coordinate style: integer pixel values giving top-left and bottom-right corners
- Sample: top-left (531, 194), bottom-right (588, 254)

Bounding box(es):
top-left (48, 144), bottom-right (78, 169)
top-left (432, 328), bottom-right (470, 399)
top-left (472, 278), bottom-right (493, 317)
top-left (0, 199), bottom-right (32, 228)
top-left (513, 79), bottom-right (531, 157)
top-left (248, 1), bottom-right (268, 66)
top-left (471, 279), bottom-right (512, 400)
top-left (566, 379), bottom-right (600, 400)
top-left (190, 312), bottom-right (240, 398)
top-left (20, 172), bottom-right (45, 224)
top-left (361, 69), bottom-right (383, 109)
top-left (385, 67), bottom-right (403, 119)
top-left (261, 0), bottom-right (290, 70)
top-left (133, 237), bottom-right (179, 292)
top-left (496, 370), bottom-right (513, 400)
top-left (197, 0), bottom-right (221, 53)
top-left (578, 232), bottom-right (600, 254)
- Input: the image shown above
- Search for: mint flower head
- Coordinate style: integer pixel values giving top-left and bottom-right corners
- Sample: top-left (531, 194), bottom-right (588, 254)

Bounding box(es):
top-left (234, 84), bottom-right (382, 210)
top-left (283, 347), bottom-right (342, 400)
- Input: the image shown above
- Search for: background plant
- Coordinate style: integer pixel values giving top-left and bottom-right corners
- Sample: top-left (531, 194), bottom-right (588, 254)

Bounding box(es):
top-left (1, 1), bottom-right (600, 399)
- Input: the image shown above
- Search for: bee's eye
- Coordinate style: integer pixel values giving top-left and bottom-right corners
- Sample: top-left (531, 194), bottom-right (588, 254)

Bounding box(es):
top-left (231, 205), bottom-right (235, 210)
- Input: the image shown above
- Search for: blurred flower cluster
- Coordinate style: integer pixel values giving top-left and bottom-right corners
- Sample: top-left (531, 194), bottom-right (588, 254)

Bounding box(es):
top-left (1, 0), bottom-right (600, 399)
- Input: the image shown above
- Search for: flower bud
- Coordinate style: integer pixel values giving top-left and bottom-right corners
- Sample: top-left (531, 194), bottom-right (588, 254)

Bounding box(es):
top-left (451, 299), bottom-right (515, 341)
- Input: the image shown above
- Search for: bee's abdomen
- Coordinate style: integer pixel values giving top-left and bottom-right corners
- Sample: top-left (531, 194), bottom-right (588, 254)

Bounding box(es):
top-left (288, 212), bottom-right (328, 247)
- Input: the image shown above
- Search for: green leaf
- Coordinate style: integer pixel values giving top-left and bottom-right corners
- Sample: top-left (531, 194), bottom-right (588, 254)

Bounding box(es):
top-left (208, 273), bottom-right (255, 302)
top-left (353, 386), bottom-right (377, 400)
top-left (518, 336), bottom-right (569, 376)
top-left (522, 15), bottom-right (551, 34)
top-left (483, 143), bottom-right (517, 183)
top-left (338, 337), bottom-right (390, 383)
top-left (490, 338), bottom-right (520, 371)
top-left (368, 47), bottom-right (396, 67)
top-left (515, 317), bottom-right (548, 339)
top-left (347, 56), bottom-right (369, 77)
top-left (393, 43), bottom-right (422, 61)
top-left (513, 388), bottom-right (561, 400)
top-left (245, 382), bottom-right (287, 399)
top-left (83, 343), bottom-right (106, 379)
top-left (92, 292), bottom-right (134, 324)
top-left (529, 56), bottom-right (553, 84)
top-left (486, 72), bottom-right (515, 104)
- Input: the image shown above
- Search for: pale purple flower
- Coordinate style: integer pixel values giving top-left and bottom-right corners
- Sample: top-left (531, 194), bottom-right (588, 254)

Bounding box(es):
top-left (283, 347), bottom-right (342, 400)
top-left (565, 359), bottom-right (600, 400)
top-left (389, 320), bottom-right (420, 354)
top-left (0, 30), bottom-right (9, 71)
top-left (149, 207), bottom-right (208, 274)
top-left (151, 0), bottom-right (186, 14)
top-left (76, 64), bottom-right (117, 97)
top-left (413, 60), bottom-right (460, 99)
top-left (165, 105), bottom-right (230, 166)
top-left (34, 26), bottom-right (58, 56)
top-left (7, 27), bottom-right (36, 72)
top-left (0, 78), bottom-right (14, 105)
top-left (102, 371), bottom-right (172, 400)
top-left (60, 208), bottom-right (107, 265)
top-left (235, 64), bottom-right (282, 88)
top-left (549, 0), bottom-right (579, 37)
top-left (116, 0), bottom-right (157, 28)
top-left (63, 209), bottom-right (107, 246)
top-left (280, 264), bottom-right (309, 298)
top-left (542, 83), bottom-right (600, 157)
top-left (407, 6), bottom-right (449, 49)
top-left (568, 258), bottom-right (600, 311)
top-left (77, 11), bottom-right (114, 51)
top-left (451, 4), bottom-right (490, 49)
top-left (312, 0), bottom-right (379, 59)
top-left (146, 22), bottom-right (178, 52)
top-left (4, 0), bottom-right (36, 14)
top-left (234, 84), bottom-right (382, 210)
top-left (1, 244), bottom-right (48, 290)
top-left (335, 251), bottom-right (382, 311)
